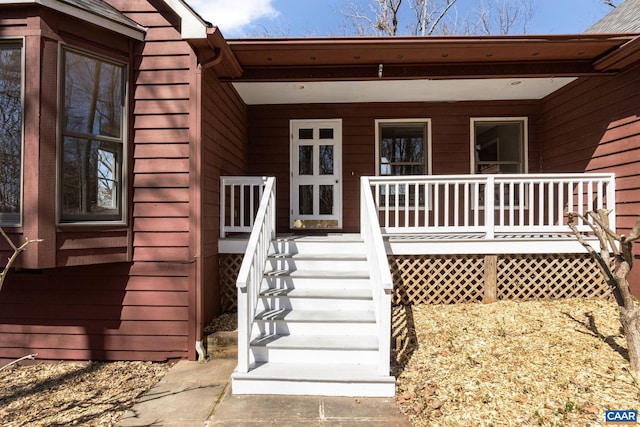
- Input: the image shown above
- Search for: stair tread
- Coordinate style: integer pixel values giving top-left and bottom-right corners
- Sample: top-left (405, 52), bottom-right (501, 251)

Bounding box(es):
top-left (234, 362), bottom-right (394, 382)
top-left (260, 287), bottom-right (372, 299)
top-left (264, 270), bottom-right (369, 279)
top-left (255, 309), bottom-right (375, 322)
top-left (250, 334), bottom-right (378, 349)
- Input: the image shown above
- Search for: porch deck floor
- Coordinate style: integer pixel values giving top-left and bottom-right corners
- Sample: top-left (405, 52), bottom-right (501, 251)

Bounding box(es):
top-left (219, 231), bottom-right (594, 255)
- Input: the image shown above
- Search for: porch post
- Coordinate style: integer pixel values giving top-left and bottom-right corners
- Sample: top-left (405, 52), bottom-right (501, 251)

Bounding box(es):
top-left (483, 255), bottom-right (497, 303)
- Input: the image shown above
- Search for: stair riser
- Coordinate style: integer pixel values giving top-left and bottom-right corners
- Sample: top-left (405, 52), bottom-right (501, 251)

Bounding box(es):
top-left (258, 297), bottom-right (374, 311)
top-left (271, 241), bottom-right (365, 255)
top-left (251, 348), bottom-right (379, 364)
top-left (254, 321), bottom-right (377, 336)
top-left (263, 277), bottom-right (371, 289)
top-left (266, 259), bottom-right (367, 271)
top-left (232, 378), bottom-right (395, 397)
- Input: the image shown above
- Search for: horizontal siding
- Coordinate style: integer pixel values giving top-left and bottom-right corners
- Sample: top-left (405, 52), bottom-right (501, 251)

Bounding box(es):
top-left (0, 261), bottom-right (190, 361)
top-left (201, 67), bottom-right (248, 322)
top-left (248, 101), bottom-right (540, 232)
top-left (540, 64), bottom-right (640, 295)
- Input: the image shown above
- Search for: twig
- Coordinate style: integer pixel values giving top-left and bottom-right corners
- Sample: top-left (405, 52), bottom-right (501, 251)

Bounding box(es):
top-left (0, 227), bottom-right (43, 292)
top-left (0, 353), bottom-right (38, 371)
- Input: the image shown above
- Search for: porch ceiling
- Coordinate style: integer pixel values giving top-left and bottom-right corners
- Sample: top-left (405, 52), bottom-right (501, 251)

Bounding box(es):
top-left (224, 34), bottom-right (636, 105)
top-left (232, 77), bottom-right (576, 105)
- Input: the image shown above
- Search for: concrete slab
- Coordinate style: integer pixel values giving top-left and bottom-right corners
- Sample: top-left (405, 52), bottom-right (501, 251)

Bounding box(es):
top-left (116, 359), bottom-right (236, 427)
top-left (207, 394), bottom-right (411, 426)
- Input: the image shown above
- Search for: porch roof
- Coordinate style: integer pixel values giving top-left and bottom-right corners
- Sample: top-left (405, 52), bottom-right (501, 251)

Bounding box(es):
top-left (223, 33), bottom-right (640, 105)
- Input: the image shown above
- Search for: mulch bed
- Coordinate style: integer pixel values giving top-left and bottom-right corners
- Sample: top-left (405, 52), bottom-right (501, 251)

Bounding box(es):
top-left (0, 361), bottom-right (169, 426)
top-left (394, 298), bottom-right (640, 426)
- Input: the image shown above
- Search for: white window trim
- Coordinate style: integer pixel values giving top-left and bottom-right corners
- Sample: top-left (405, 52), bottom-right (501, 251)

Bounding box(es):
top-left (56, 44), bottom-right (129, 226)
top-left (0, 38), bottom-right (25, 227)
top-left (374, 118), bottom-right (432, 176)
top-left (470, 117), bottom-right (529, 174)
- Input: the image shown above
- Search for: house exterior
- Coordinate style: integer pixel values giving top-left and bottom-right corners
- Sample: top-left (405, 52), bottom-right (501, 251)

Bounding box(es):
top-left (0, 0), bottom-right (638, 383)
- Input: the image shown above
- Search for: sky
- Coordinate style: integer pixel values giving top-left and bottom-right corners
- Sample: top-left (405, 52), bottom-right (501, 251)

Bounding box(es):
top-left (188, 0), bottom-right (619, 38)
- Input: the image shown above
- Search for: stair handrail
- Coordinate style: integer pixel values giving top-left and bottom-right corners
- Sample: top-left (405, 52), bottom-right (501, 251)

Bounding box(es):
top-left (235, 177), bottom-right (276, 373)
top-left (360, 177), bottom-right (393, 376)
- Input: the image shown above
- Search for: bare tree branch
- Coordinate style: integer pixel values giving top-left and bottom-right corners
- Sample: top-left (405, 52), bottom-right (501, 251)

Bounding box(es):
top-left (0, 227), bottom-right (43, 292)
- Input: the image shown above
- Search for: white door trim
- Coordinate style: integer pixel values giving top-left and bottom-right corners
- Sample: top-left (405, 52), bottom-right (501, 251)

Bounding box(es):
top-left (290, 119), bottom-right (342, 229)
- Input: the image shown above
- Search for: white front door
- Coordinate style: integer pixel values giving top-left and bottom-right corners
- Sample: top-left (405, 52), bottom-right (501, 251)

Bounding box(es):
top-left (290, 119), bottom-right (342, 229)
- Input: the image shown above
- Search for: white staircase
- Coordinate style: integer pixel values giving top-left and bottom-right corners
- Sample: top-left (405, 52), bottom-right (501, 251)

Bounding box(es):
top-left (231, 235), bottom-right (396, 397)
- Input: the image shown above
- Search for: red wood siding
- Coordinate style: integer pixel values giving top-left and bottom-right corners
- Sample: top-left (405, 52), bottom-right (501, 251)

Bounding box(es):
top-left (247, 101), bottom-right (540, 232)
top-left (0, 1), bottom-right (203, 361)
top-left (0, 262), bottom-right (189, 361)
top-left (201, 68), bottom-right (248, 322)
top-left (540, 64), bottom-right (640, 294)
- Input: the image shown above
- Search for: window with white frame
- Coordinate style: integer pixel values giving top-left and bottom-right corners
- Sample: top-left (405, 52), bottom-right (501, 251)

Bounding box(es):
top-left (376, 119), bottom-right (431, 176)
top-left (0, 42), bottom-right (23, 225)
top-left (471, 118), bottom-right (527, 174)
top-left (375, 119), bottom-right (431, 206)
top-left (59, 47), bottom-right (126, 222)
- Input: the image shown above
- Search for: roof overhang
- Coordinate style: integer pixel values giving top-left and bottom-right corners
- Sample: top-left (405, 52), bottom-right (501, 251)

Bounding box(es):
top-left (225, 34), bottom-right (639, 105)
top-left (0, 0), bottom-right (147, 40)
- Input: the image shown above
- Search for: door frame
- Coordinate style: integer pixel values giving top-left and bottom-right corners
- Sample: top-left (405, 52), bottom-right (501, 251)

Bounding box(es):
top-left (289, 119), bottom-right (343, 229)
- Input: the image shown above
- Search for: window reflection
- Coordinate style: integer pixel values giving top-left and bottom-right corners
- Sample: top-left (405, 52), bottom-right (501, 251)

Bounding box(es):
top-left (0, 43), bottom-right (23, 223)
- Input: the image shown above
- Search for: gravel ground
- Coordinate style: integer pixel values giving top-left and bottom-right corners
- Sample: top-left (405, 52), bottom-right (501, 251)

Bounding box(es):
top-left (395, 298), bottom-right (640, 426)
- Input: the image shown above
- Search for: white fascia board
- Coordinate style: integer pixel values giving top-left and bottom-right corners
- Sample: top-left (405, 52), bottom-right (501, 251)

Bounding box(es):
top-left (161, 0), bottom-right (208, 39)
top-left (0, 0), bottom-right (147, 40)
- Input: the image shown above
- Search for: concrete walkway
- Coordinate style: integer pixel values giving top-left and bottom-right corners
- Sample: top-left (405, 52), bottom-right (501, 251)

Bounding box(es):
top-left (117, 358), bottom-right (411, 426)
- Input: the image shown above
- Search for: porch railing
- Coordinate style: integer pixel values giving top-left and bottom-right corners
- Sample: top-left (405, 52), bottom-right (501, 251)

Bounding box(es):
top-left (235, 177), bottom-right (276, 373)
top-left (360, 177), bottom-right (393, 376)
top-left (367, 173), bottom-right (616, 237)
top-left (220, 176), bottom-right (269, 238)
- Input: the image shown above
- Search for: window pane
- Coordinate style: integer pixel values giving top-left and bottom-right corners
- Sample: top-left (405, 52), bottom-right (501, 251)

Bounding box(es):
top-left (61, 137), bottom-right (121, 218)
top-left (60, 49), bottom-right (126, 222)
top-left (380, 125), bottom-right (425, 163)
top-left (63, 50), bottom-right (123, 138)
top-left (298, 145), bottom-right (313, 175)
top-left (298, 128), bottom-right (313, 139)
top-left (299, 185), bottom-right (313, 215)
top-left (319, 145), bottom-right (333, 175)
top-left (474, 121), bottom-right (523, 173)
top-left (0, 44), bottom-right (22, 223)
top-left (319, 128), bottom-right (334, 139)
top-left (319, 185), bottom-right (333, 215)
top-left (379, 123), bottom-right (427, 177)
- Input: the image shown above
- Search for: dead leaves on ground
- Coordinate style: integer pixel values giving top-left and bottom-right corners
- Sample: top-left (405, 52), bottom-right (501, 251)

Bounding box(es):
top-left (395, 298), bottom-right (640, 426)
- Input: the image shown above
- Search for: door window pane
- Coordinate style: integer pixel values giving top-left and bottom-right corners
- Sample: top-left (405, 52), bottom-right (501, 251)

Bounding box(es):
top-left (299, 185), bottom-right (313, 215)
top-left (319, 185), bottom-right (334, 215)
top-left (319, 145), bottom-right (333, 175)
top-left (319, 128), bottom-right (334, 139)
top-left (0, 43), bottom-right (23, 224)
top-left (298, 128), bottom-right (313, 139)
top-left (298, 145), bottom-right (313, 175)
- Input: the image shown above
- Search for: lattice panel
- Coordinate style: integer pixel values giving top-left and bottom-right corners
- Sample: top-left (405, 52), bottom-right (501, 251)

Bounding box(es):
top-left (497, 254), bottom-right (609, 300)
top-left (219, 254), bottom-right (242, 312)
top-left (389, 255), bottom-right (485, 305)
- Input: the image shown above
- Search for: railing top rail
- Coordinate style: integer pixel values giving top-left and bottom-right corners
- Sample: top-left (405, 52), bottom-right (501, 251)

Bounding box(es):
top-left (236, 177), bottom-right (276, 290)
top-left (366, 173), bottom-right (615, 182)
top-left (221, 176), bottom-right (270, 185)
